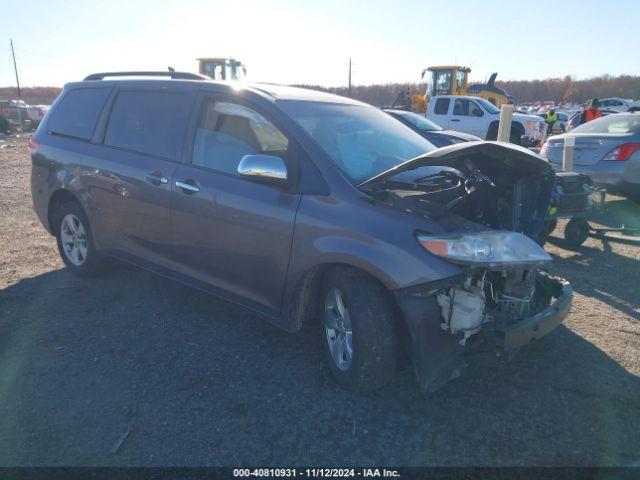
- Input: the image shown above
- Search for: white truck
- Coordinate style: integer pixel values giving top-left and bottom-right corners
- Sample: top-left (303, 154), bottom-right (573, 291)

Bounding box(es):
top-left (426, 95), bottom-right (546, 146)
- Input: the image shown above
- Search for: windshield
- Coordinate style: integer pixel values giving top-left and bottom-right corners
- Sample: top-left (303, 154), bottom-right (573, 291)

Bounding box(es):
top-left (476, 98), bottom-right (500, 114)
top-left (391, 110), bottom-right (443, 132)
top-left (279, 101), bottom-right (436, 184)
top-left (571, 113), bottom-right (640, 134)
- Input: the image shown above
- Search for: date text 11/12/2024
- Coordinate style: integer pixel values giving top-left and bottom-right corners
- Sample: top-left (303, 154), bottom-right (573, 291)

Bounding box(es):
top-left (233, 468), bottom-right (401, 477)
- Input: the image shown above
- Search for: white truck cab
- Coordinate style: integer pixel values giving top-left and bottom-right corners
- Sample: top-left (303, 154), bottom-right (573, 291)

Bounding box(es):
top-left (426, 95), bottom-right (546, 146)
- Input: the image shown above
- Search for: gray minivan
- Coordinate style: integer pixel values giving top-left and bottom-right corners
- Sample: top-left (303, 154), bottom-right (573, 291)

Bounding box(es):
top-left (30, 72), bottom-right (572, 392)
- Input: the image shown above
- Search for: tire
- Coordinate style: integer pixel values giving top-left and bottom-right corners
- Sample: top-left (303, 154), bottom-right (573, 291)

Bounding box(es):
top-left (509, 130), bottom-right (522, 145)
top-left (53, 200), bottom-right (105, 277)
top-left (319, 266), bottom-right (398, 391)
top-left (544, 219), bottom-right (558, 236)
top-left (486, 123), bottom-right (499, 141)
top-left (564, 218), bottom-right (589, 249)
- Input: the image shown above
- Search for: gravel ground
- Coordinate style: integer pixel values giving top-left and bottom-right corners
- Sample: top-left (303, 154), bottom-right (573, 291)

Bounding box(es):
top-left (0, 135), bottom-right (639, 467)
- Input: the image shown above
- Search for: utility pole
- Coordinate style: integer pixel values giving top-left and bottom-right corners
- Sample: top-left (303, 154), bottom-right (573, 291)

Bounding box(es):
top-left (348, 58), bottom-right (352, 98)
top-left (10, 39), bottom-right (22, 98)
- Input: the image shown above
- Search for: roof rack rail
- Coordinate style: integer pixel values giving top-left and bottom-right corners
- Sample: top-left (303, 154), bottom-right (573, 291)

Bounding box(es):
top-left (83, 71), bottom-right (207, 81)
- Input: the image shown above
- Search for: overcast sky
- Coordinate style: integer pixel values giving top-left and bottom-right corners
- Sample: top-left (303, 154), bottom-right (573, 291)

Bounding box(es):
top-left (2, 0), bottom-right (639, 88)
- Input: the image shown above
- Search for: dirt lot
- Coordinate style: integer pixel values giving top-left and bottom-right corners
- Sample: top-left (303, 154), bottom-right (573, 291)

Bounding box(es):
top-left (0, 135), bottom-right (639, 467)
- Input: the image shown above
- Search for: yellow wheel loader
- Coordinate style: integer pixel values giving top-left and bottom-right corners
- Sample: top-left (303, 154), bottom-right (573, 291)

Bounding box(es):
top-left (422, 66), bottom-right (512, 107)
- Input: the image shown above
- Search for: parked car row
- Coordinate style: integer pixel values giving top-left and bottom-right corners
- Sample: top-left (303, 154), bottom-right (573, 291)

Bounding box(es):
top-left (516, 97), bottom-right (640, 116)
top-left (30, 72), bottom-right (572, 392)
top-left (598, 97), bottom-right (640, 112)
top-left (0, 99), bottom-right (50, 132)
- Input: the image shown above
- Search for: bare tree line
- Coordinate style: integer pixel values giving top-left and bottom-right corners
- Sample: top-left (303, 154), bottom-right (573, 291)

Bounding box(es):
top-left (497, 75), bottom-right (640, 104)
top-left (297, 74), bottom-right (640, 106)
top-left (0, 87), bottom-right (61, 105)
top-left (2, 74), bottom-right (640, 107)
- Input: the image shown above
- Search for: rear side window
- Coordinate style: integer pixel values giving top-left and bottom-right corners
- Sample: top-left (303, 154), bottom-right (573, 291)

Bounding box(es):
top-left (105, 91), bottom-right (194, 160)
top-left (47, 88), bottom-right (111, 140)
top-left (434, 98), bottom-right (450, 115)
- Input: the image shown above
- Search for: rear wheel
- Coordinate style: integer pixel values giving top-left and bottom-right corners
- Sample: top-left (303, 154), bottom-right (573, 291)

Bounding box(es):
top-left (320, 266), bottom-right (398, 391)
top-left (54, 201), bottom-right (105, 276)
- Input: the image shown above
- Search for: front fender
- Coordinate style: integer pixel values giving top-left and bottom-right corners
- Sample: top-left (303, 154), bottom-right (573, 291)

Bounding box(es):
top-left (286, 196), bottom-right (462, 291)
top-left (279, 193), bottom-right (462, 330)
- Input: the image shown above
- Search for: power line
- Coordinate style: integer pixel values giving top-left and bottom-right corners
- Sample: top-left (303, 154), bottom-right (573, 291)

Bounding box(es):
top-left (10, 39), bottom-right (22, 98)
top-left (348, 58), bottom-right (352, 98)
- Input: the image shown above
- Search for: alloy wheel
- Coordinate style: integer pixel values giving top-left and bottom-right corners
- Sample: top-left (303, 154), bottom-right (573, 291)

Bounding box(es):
top-left (60, 213), bottom-right (88, 266)
top-left (324, 287), bottom-right (354, 371)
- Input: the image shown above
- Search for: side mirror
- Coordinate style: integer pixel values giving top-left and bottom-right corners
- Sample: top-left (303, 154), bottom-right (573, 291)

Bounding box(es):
top-left (472, 109), bottom-right (484, 117)
top-left (237, 154), bottom-right (288, 185)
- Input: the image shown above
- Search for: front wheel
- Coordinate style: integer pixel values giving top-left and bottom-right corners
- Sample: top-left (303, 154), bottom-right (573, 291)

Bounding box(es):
top-left (54, 201), bottom-right (105, 276)
top-left (545, 219), bottom-right (558, 236)
top-left (320, 266), bottom-right (398, 391)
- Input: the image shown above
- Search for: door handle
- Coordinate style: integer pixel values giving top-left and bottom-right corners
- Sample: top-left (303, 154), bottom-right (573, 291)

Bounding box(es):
top-left (175, 180), bottom-right (200, 194)
top-left (450, 119), bottom-right (461, 122)
top-left (146, 172), bottom-right (168, 185)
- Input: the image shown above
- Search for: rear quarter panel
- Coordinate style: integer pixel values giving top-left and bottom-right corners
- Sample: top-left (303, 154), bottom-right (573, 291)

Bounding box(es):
top-left (30, 134), bottom-right (106, 239)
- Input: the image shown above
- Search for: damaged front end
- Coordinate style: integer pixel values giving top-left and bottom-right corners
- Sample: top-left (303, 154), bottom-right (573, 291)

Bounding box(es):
top-left (361, 142), bottom-right (573, 392)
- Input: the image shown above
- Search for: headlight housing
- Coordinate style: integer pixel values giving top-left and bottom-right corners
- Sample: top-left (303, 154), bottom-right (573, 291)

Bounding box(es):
top-left (417, 231), bottom-right (551, 268)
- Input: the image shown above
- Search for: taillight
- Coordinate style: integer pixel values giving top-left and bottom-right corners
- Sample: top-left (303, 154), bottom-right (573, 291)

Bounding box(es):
top-left (602, 143), bottom-right (640, 161)
top-left (27, 136), bottom-right (39, 155)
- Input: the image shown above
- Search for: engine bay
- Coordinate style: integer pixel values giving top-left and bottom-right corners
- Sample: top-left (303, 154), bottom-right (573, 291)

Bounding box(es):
top-left (365, 150), bottom-right (556, 243)
top-left (436, 268), bottom-right (563, 345)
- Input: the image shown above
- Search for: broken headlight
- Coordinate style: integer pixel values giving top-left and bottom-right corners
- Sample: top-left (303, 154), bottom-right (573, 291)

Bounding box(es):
top-left (417, 231), bottom-right (551, 267)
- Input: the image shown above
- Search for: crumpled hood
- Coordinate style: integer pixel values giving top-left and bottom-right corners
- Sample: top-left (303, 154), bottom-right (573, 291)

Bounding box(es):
top-left (359, 141), bottom-right (552, 188)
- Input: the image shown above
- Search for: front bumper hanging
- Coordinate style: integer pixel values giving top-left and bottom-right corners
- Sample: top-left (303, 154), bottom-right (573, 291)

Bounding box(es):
top-left (395, 273), bottom-right (573, 392)
top-left (494, 276), bottom-right (572, 351)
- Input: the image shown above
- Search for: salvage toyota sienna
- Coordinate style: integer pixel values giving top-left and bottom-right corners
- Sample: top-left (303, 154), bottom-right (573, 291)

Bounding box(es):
top-left (30, 71), bottom-right (572, 392)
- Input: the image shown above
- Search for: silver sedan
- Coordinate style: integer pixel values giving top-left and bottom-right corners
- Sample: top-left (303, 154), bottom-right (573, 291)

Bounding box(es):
top-left (541, 112), bottom-right (640, 199)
